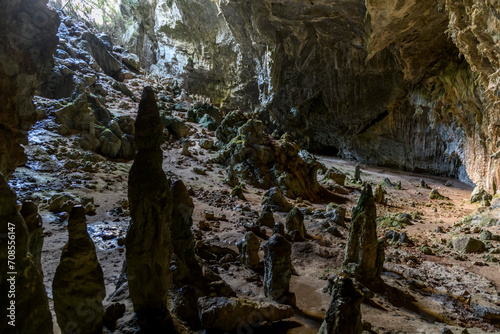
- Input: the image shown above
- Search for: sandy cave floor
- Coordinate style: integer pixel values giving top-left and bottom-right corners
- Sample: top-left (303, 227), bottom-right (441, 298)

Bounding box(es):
top-left (9, 79), bottom-right (500, 334)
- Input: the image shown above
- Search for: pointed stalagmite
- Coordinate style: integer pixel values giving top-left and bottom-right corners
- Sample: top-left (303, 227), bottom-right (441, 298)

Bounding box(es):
top-left (374, 184), bottom-right (384, 204)
top-left (343, 184), bottom-right (384, 281)
top-left (0, 174), bottom-right (53, 333)
top-left (125, 86), bottom-right (175, 332)
top-left (318, 274), bottom-right (363, 334)
top-left (53, 206), bottom-right (105, 334)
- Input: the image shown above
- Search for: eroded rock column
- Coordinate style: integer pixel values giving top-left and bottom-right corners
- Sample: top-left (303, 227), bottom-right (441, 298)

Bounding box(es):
top-left (125, 86), bottom-right (175, 331)
top-left (52, 206), bottom-right (105, 334)
top-left (343, 184), bottom-right (384, 282)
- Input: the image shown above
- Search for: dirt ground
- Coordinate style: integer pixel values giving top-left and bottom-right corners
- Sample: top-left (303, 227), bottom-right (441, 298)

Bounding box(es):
top-left (10, 76), bottom-right (500, 334)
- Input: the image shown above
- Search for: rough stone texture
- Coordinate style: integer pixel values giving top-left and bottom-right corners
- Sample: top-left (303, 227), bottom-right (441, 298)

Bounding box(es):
top-left (374, 184), bottom-right (385, 204)
top-left (471, 185), bottom-right (492, 204)
top-left (0, 173), bottom-right (53, 333)
top-left (0, 0), bottom-right (59, 178)
top-left (257, 204), bottom-right (275, 228)
top-left (82, 32), bottom-right (124, 81)
top-left (237, 231), bottom-right (260, 270)
top-left (215, 110), bottom-right (249, 146)
top-left (324, 167), bottom-right (347, 186)
top-left (262, 187), bottom-right (294, 212)
top-left (214, 120), bottom-right (322, 200)
top-left (197, 296), bottom-right (294, 331)
top-left (343, 184), bottom-right (384, 281)
top-left (263, 234), bottom-right (294, 304)
top-left (286, 207), bottom-right (306, 238)
top-left (452, 236), bottom-right (486, 254)
top-left (318, 275), bottom-right (363, 334)
top-left (125, 87), bottom-right (175, 331)
top-left (52, 206), bottom-right (105, 334)
top-left (20, 201), bottom-right (44, 270)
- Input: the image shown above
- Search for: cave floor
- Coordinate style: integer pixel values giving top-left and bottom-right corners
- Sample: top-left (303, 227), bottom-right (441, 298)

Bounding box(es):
top-left (10, 94), bottom-right (500, 334)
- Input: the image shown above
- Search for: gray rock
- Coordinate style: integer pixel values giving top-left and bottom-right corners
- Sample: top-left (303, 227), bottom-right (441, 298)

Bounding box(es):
top-left (452, 237), bottom-right (486, 253)
top-left (286, 207), bottom-right (306, 238)
top-left (162, 115), bottom-right (191, 138)
top-left (471, 185), bottom-right (492, 204)
top-left (325, 166), bottom-right (346, 186)
top-left (53, 206), bottom-right (105, 334)
top-left (237, 231), bottom-right (260, 270)
top-left (263, 234), bottom-right (295, 305)
top-left (318, 275), bottom-right (363, 334)
top-left (343, 184), bottom-right (384, 281)
top-left (125, 87), bottom-right (175, 331)
top-left (197, 296), bottom-right (294, 331)
top-left (83, 32), bottom-right (124, 81)
top-left (262, 187), bottom-right (294, 212)
top-left (215, 109), bottom-right (248, 146)
top-left (257, 204), bottom-right (276, 228)
top-left (99, 129), bottom-right (122, 158)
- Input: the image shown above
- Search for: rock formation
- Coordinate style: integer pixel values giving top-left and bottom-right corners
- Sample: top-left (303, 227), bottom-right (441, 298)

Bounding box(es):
top-left (263, 234), bottom-right (295, 306)
top-left (343, 184), bottom-right (384, 281)
top-left (53, 206), bottom-right (105, 334)
top-left (237, 231), bottom-right (260, 270)
top-left (0, 174), bottom-right (53, 333)
top-left (374, 184), bottom-right (385, 204)
top-left (257, 204), bottom-right (275, 228)
top-left (213, 120), bottom-right (322, 200)
top-left (197, 296), bottom-right (294, 331)
top-left (20, 201), bottom-right (44, 269)
top-left (286, 207), bottom-right (307, 238)
top-left (318, 274), bottom-right (363, 334)
top-left (125, 87), bottom-right (175, 331)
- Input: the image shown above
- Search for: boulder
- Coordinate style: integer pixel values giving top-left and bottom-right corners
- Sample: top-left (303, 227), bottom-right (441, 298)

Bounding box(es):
top-left (324, 167), bottom-right (346, 186)
top-left (82, 32), bottom-right (124, 81)
top-left (343, 184), bottom-right (384, 281)
top-left (430, 189), bottom-right (447, 200)
top-left (452, 237), bottom-right (486, 253)
top-left (471, 185), bottom-right (492, 204)
top-left (318, 275), bottom-right (363, 334)
top-left (215, 109), bottom-right (248, 146)
top-left (187, 103), bottom-right (223, 130)
top-left (257, 204), bottom-right (275, 228)
top-left (262, 187), bottom-right (294, 212)
top-left (125, 87), bottom-right (175, 331)
top-left (197, 297), bottom-right (294, 331)
top-left (53, 206), bottom-right (105, 334)
top-left (162, 115), bottom-right (191, 138)
top-left (99, 129), bottom-right (122, 158)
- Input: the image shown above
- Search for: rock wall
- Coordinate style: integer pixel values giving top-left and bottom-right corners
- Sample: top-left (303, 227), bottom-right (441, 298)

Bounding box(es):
top-left (120, 0), bottom-right (500, 190)
top-left (0, 0), bottom-right (59, 178)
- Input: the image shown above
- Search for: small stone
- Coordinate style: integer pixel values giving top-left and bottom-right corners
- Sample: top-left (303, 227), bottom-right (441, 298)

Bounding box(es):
top-left (430, 189), bottom-right (446, 200)
top-left (420, 245), bottom-right (433, 255)
top-left (257, 204), bottom-right (275, 228)
top-left (374, 184), bottom-right (385, 204)
top-left (452, 237), bottom-right (485, 253)
top-left (441, 327), bottom-right (453, 334)
top-left (204, 210), bottom-right (215, 220)
top-left (193, 167), bottom-right (207, 175)
top-left (326, 226), bottom-right (343, 238)
top-left (237, 231), bottom-right (260, 270)
top-left (263, 234), bottom-right (294, 304)
top-left (286, 207), bottom-right (306, 238)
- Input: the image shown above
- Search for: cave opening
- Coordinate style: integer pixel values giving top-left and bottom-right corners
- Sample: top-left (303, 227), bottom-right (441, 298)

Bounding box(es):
top-left (2, 1), bottom-right (500, 334)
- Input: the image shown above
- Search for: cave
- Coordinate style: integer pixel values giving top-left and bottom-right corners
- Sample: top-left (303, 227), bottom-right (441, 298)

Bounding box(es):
top-left (2, 0), bottom-right (500, 333)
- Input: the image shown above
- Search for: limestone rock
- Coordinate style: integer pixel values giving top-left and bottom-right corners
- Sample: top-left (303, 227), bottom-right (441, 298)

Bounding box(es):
top-left (452, 237), bottom-right (486, 254)
top-left (20, 201), bottom-right (44, 269)
top-left (263, 234), bottom-right (295, 304)
top-left (318, 275), bottom-right (363, 334)
top-left (187, 103), bottom-right (223, 131)
top-left (286, 207), bottom-right (306, 238)
top-left (324, 167), bottom-right (347, 186)
top-left (343, 184), bottom-right (384, 281)
top-left (213, 120), bottom-right (322, 200)
top-left (262, 187), bottom-right (294, 212)
top-left (471, 185), bottom-right (492, 204)
top-left (215, 109), bottom-right (248, 146)
top-left (53, 206), bottom-right (105, 334)
top-left (0, 174), bottom-right (53, 333)
top-left (237, 231), bottom-right (260, 270)
top-left (197, 296), bottom-right (294, 331)
top-left (83, 32), bottom-right (124, 81)
top-left (430, 189), bottom-right (447, 200)
top-left (257, 204), bottom-right (275, 228)
top-left (170, 179), bottom-right (197, 278)
top-left (125, 87), bottom-right (175, 331)
top-left (99, 129), bottom-right (122, 158)
top-left (354, 165), bottom-right (361, 183)
top-left (374, 184), bottom-right (385, 204)
top-left (162, 115), bottom-right (191, 138)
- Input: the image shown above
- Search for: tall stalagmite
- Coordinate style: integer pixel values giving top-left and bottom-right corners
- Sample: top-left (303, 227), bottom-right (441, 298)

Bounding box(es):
top-left (125, 86), bottom-right (175, 332)
top-left (52, 206), bottom-right (105, 334)
top-left (343, 184), bottom-right (384, 281)
top-left (0, 174), bottom-right (53, 333)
